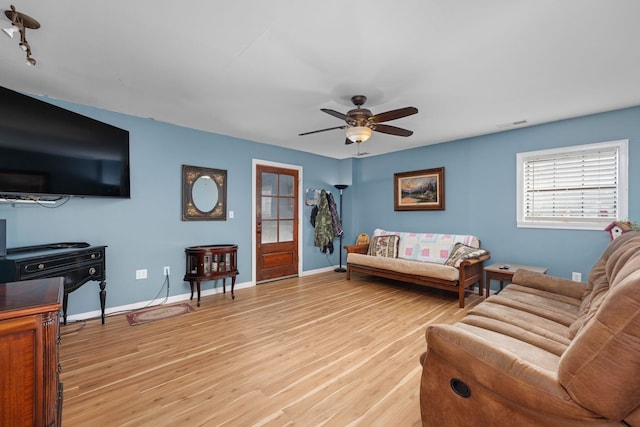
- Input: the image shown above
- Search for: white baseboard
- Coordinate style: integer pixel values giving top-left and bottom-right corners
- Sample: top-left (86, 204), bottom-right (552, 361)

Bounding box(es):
top-left (300, 265), bottom-right (342, 276)
top-left (65, 266), bottom-right (347, 323)
top-left (65, 280), bottom-right (255, 323)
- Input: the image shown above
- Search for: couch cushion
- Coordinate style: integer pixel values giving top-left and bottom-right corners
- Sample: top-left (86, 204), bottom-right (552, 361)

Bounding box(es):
top-left (487, 289), bottom-right (579, 327)
top-left (367, 235), bottom-right (399, 258)
top-left (347, 252), bottom-right (460, 281)
top-left (468, 302), bottom-right (572, 345)
top-left (371, 228), bottom-right (479, 264)
top-left (454, 323), bottom-right (562, 372)
top-left (503, 284), bottom-right (582, 309)
top-left (459, 314), bottom-right (569, 356)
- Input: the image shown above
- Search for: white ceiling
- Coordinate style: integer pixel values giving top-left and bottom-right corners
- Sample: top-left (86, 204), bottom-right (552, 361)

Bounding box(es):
top-left (2, 1), bottom-right (639, 159)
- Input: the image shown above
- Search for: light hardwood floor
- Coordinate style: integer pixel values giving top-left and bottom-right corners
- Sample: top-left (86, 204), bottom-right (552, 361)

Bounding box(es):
top-left (60, 272), bottom-right (483, 426)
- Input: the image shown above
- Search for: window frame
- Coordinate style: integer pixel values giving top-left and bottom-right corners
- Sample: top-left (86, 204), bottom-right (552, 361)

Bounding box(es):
top-left (516, 139), bottom-right (628, 230)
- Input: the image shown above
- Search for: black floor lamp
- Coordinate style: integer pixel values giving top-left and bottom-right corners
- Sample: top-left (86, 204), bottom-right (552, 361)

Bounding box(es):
top-left (334, 184), bottom-right (349, 272)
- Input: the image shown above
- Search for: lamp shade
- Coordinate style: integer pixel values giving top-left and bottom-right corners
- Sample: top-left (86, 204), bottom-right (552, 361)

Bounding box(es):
top-left (346, 126), bottom-right (372, 143)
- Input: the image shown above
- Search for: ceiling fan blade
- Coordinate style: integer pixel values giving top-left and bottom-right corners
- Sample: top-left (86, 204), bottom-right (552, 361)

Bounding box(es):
top-left (345, 137), bottom-right (354, 145)
top-left (298, 125), bottom-right (347, 136)
top-left (372, 124), bottom-right (414, 137)
top-left (370, 106), bottom-right (418, 123)
top-left (321, 108), bottom-right (348, 121)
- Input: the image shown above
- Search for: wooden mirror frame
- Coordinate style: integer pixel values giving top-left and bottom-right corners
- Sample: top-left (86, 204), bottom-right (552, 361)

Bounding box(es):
top-left (181, 165), bottom-right (227, 221)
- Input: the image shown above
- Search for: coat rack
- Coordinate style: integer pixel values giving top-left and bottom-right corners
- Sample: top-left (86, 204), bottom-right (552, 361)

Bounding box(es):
top-left (334, 184), bottom-right (348, 272)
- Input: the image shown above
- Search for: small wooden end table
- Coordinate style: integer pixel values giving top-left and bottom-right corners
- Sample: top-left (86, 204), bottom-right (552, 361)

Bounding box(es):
top-left (484, 262), bottom-right (548, 298)
top-left (184, 244), bottom-right (238, 306)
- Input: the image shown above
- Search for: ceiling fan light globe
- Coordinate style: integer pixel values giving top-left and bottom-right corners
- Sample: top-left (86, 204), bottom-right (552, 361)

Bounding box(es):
top-left (346, 126), bottom-right (372, 143)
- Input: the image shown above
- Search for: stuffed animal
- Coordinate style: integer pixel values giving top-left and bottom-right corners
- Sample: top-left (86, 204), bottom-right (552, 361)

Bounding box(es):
top-left (604, 221), bottom-right (634, 241)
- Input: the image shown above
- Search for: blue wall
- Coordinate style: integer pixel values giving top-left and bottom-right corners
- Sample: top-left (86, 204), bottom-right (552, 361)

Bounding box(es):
top-left (352, 106), bottom-right (640, 283)
top-left (1, 96), bottom-right (638, 317)
top-left (1, 98), bottom-right (345, 317)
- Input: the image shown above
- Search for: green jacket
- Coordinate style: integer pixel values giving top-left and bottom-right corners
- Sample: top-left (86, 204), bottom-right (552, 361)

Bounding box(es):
top-left (314, 190), bottom-right (335, 252)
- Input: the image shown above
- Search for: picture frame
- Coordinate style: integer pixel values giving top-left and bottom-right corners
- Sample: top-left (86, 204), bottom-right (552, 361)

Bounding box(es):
top-left (182, 165), bottom-right (227, 221)
top-left (394, 167), bottom-right (445, 211)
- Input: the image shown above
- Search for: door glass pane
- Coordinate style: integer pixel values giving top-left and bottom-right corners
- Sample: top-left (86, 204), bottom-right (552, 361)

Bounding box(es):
top-left (279, 175), bottom-right (294, 196)
top-left (279, 220), bottom-right (293, 242)
top-left (262, 221), bottom-right (277, 244)
top-left (261, 197), bottom-right (276, 219)
top-left (262, 173), bottom-right (278, 196)
top-left (279, 198), bottom-right (293, 219)
top-left (259, 170), bottom-right (296, 245)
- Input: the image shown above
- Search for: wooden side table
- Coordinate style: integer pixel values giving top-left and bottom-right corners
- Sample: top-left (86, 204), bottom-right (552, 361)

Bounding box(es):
top-left (184, 245), bottom-right (238, 306)
top-left (484, 262), bottom-right (548, 298)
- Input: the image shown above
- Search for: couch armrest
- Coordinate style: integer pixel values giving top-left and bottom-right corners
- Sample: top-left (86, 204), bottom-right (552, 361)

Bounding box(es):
top-left (458, 253), bottom-right (490, 268)
top-left (344, 244), bottom-right (368, 254)
top-left (458, 253), bottom-right (489, 289)
top-left (512, 269), bottom-right (585, 300)
top-left (422, 324), bottom-right (595, 420)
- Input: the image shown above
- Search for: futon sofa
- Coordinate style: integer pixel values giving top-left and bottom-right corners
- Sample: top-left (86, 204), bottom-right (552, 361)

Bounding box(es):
top-left (345, 229), bottom-right (490, 307)
top-left (419, 231), bottom-right (640, 426)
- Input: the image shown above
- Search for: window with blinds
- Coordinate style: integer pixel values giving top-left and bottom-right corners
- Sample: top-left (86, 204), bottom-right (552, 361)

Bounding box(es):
top-left (517, 140), bottom-right (628, 230)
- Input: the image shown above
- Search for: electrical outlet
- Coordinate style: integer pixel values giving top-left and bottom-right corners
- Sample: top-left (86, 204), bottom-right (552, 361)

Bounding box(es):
top-left (136, 269), bottom-right (147, 280)
top-left (572, 272), bottom-right (582, 282)
top-left (163, 266), bottom-right (170, 276)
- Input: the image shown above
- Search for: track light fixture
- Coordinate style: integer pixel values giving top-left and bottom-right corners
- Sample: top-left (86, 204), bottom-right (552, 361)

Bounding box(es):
top-left (3, 5), bottom-right (40, 66)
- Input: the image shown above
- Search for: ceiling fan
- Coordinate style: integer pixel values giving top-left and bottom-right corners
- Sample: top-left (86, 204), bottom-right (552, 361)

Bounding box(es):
top-left (299, 95), bottom-right (418, 145)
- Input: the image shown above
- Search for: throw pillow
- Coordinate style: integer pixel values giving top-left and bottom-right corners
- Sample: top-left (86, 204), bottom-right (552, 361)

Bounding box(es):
top-left (368, 235), bottom-right (400, 258)
top-left (444, 243), bottom-right (489, 267)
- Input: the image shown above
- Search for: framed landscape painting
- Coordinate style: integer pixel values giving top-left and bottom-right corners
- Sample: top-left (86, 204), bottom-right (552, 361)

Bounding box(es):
top-left (394, 167), bottom-right (445, 211)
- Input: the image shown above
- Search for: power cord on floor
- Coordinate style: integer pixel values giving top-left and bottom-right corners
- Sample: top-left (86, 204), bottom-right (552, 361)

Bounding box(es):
top-left (60, 319), bottom-right (87, 336)
top-left (60, 272), bottom-right (172, 333)
top-left (139, 273), bottom-right (170, 309)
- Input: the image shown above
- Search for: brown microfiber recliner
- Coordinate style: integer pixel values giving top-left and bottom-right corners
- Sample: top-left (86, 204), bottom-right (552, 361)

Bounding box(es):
top-left (419, 231), bottom-right (640, 426)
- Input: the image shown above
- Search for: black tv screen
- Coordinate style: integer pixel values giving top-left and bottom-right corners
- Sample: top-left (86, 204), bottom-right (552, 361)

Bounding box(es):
top-left (0, 86), bottom-right (130, 199)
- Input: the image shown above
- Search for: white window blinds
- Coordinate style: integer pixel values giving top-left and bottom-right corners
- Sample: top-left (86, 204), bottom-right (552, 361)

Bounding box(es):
top-left (517, 140), bottom-right (628, 230)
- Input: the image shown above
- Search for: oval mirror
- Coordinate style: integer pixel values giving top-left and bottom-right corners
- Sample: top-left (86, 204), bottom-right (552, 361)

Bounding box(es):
top-left (192, 175), bottom-right (218, 213)
top-left (182, 165), bottom-right (227, 221)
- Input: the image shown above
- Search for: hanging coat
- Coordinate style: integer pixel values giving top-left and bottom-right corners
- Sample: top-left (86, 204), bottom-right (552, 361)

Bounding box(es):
top-left (314, 190), bottom-right (335, 253)
top-left (326, 191), bottom-right (343, 237)
top-left (310, 205), bottom-right (318, 227)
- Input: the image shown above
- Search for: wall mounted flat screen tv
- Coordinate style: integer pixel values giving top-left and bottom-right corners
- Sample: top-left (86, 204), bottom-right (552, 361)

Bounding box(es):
top-left (0, 86), bottom-right (130, 199)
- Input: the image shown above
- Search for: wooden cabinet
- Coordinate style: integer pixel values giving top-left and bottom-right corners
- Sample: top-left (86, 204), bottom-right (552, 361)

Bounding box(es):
top-left (0, 277), bottom-right (63, 426)
top-left (184, 245), bottom-right (238, 306)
